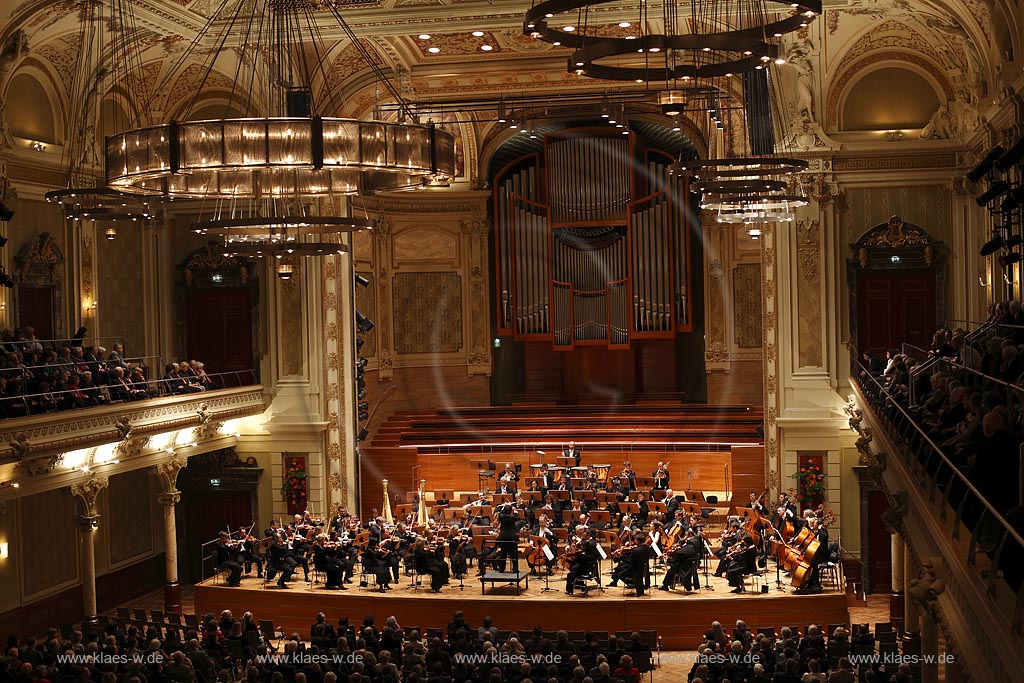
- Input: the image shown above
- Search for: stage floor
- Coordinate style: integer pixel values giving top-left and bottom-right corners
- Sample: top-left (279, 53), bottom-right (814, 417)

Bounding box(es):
top-left (195, 567), bottom-right (849, 649)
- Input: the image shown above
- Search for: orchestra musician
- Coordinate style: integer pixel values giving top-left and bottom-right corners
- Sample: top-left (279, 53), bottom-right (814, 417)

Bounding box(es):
top-left (265, 534), bottom-right (295, 588)
top-left (530, 514), bottom-right (558, 574)
top-left (663, 488), bottom-right (680, 519)
top-left (635, 490), bottom-right (650, 525)
top-left (413, 537), bottom-right (447, 592)
top-left (713, 518), bottom-right (747, 577)
top-left (215, 532), bottom-right (243, 586)
top-left (564, 526), bottom-right (600, 595)
top-left (585, 464), bottom-right (599, 490)
top-left (795, 516), bottom-right (829, 594)
top-left (539, 464), bottom-right (556, 491)
top-left (232, 525), bottom-right (263, 578)
top-left (773, 493), bottom-right (797, 530)
top-left (499, 462), bottom-right (520, 483)
top-left (725, 537), bottom-right (757, 593)
top-left (660, 528), bottom-right (701, 592)
top-left (361, 539), bottom-right (394, 592)
top-left (311, 534), bottom-right (347, 590)
top-left (652, 461), bottom-right (671, 491)
top-left (448, 526), bottom-right (474, 577)
top-left (496, 478), bottom-right (516, 495)
top-left (620, 461), bottom-right (636, 491)
top-left (264, 518), bottom-right (282, 538)
top-left (329, 507), bottom-right (350, 534)
top-left (563, 440), bottom-right (582, 467)
top-left (749, 490), bottom-right (769, 516)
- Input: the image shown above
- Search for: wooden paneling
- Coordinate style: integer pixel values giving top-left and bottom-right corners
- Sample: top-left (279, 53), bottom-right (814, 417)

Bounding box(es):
top-left (108, 469), bottom-right (154, 565)
top-left (856, 269), bottom-right (936, 356)
top-left (0, 554), bottom-right (164, 638)
top-left (20, 489), bottom-right (78, 597)
top-left (186, 287), bottom-right (253, 373)
top-left (195, 580), bottom-right (847, 649)
top-left (730, 445), bottom-right (766, 501)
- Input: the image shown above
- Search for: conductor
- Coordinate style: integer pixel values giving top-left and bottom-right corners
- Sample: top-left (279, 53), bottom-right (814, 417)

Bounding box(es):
top-left (495, 503), bottom-right (523, 572)
top-left (563, 440), bottom-right (582, 467)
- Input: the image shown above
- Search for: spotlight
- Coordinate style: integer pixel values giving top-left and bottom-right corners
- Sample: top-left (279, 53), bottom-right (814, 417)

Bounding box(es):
top-left (981, 235), bottom-right (1006, 256)
top-left (1000, 252), bottom-right (1023, 266)
top-left (356, 357), bottom-right (368, 369)
top-left (0, 201), bottom-right (12, 221)
top-left (358, 410), bottom-right (369, 421)
top-left (358, 401), bottom-right (369, 411)
top-left (977, 180), bottom-right (1009, 207)
top-left (354, 273), bottom-right (370, 287)
top-left (356, 336), bottom-right (365, 351)
top-left (357, 389), bottom-right (366, 400)
top-left (357, 377), bottom-right (365, 389)
top-left (0, 270), bottom-right (12, 288)
top-left (357, 428), bottom-right (370, 441)
top-left (356, 309), bottom-right (374, 332)
top-left (1006, 234), bottom-right (1024, 248)
top-left (966, 145), bottom-right (1005, 183)
top-left (0, 237), bottom-right (6, 247)
top-left (994, 137), bottom-right (1024, 173)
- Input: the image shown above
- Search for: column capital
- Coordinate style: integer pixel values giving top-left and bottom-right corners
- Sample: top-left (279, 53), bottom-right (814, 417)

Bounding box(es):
top-left (152, 456), bottom-right (189, 494)
top-left (908, 557), bottom-right (946, 619)
top-left (70, 475), bottom-right (108, 518)
top-left (74, 514), bottom-right (100, 533)
top-left (157, 490), bottom-right (182, 507)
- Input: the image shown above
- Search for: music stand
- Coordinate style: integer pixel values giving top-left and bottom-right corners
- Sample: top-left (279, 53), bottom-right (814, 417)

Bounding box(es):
top-left (596, 492), bottom-right (619, 506)
top-left (590, 510), bottom-right (611, 526)
top-left (524, 477), bottom-right (543, 490)
top-left (620, 502), bottom-right (641, 516)
top-left (522, 491), bottom-right (542, 503)
top-left (550, 490), bottom-right (571, 503)
top-left (634, 476), bottom-right (655, 491)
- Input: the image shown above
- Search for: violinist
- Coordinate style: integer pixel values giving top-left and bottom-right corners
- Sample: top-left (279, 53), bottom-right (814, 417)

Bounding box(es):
top-left (328, 529), bottom-right (357, 584)
top-left (264, 518), bottom-right (282, 538)
top-left (367, 516), bottom-right (384, 543)
top-left (284, 529), bottom-right (312, 583)
top-left (629, 530), bottom-right (656, 596)
top-left (329, 507), bottom-right (350, 534)
top-left (652, 461), bottom-right (671, 491)
top-left (232, 525), bottom-right (263, 578)
top-left (265, 533), bottom-right (295, 588)
top-left (563, 440), bottom-right (582, 467)
top-left (448, 526), bottom-right (474, 578)
top-left (609, 535), bottom-right (638, 588)
top-left (289, 513), bottom-right (310, 536)
top-left (660, 528), bottom-right (701, 592)
top-left (311, 534), bottom-right (347, 590)
top-left (726, 537), bottom-right (757, 593)
top-left (564, 526), bottom-right (599, 595)
top-left (413, 537), bottom-right (447, 592)
top-left (215, 532), bottom-right (243, 586)
top-left (635, 490), bottom-right (650, 525)
top-left (713, 518), bottom-right (745, 577)
top-left (361, 539), bottom-right (393, 592)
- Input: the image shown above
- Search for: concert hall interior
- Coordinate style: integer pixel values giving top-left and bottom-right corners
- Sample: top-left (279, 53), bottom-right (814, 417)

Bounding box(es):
top-left (0, 0), bottom-right (1022, 681)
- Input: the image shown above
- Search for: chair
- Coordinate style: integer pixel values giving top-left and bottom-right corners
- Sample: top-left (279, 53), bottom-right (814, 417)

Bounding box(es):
top-left (116, 607), bottom-right (132, 621)
top-left (572, 572), bottom-right (602, 596)
top-left (167, 612), bottom-right (182, 624)
top-left (225, 639), bottom-right (246, 663)
top-left (132, 608), bottom-right (148, 621)
top-left (821, 543), bottom-right (843, 590)
top-left (616, 673), bottom-right (640, 683)
top-left (184, 613), bottom-right (200, 629)
top-left (756, 627), bottom-right (775, 639)
top-left (259, 619), bottom-right (284, 648)
top-left (58, 624), bottom-right (73, 639)
top-left (478, 460), bottom-right (496, 493)
top-left (875, 621), bottom-right (894, 634)
top-left (633, 649), bottom-right (655, 681)
top-left (150, 610), bottom-right (165, 624)
top-left (405, 567), bottom-right (424, 591)
top-left (359, 569), bottom-right (379, 591)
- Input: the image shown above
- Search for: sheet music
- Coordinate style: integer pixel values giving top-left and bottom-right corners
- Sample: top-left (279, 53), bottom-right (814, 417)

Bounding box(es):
top-left (596, 544), bottom-right (608, 560)
top-left (543, 545), bottom-right (555, 561)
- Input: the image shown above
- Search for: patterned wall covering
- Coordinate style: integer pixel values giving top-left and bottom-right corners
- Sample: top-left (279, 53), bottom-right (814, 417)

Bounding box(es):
top-left (841, 186), bottom-right (949, 244)
top-left (354, 270), bottom-right (377, 358)
top-left (107, 469), bottom-right (154, 565)
top-left (392, 272), bottom-right (462, 354)
top-left (98, 229), bottom-right (146, 356)
top-left (20, 488), bottom-right (78, 596)
top-left (733, 263), bottom-right (763, 348)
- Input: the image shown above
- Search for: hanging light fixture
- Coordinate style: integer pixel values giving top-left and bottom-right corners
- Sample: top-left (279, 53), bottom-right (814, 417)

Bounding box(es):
top-left (524, 0), bottom-right (819, 83)
top-left (45, 0), bottom-right (151, 226)
top-left (105, 0), bottom-right (456, 248)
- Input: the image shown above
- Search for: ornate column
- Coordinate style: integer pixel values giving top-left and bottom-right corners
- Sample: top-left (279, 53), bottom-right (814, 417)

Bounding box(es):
top-left (70, 476), bottom-right (108, 623)
top-left (908, 558), bottom-right (945, 683)
top-left (153, 456), bottom-right (188, 613)
top-left (904, 549), bottom-right (920, 634)
top-left (882, 490), bottom-right (907, 624)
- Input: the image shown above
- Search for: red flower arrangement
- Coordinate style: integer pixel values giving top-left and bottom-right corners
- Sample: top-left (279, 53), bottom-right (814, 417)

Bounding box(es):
top-left (281, 456), bottom-right (308, 515)
top-left (791, 462), bottom-right (827, 509)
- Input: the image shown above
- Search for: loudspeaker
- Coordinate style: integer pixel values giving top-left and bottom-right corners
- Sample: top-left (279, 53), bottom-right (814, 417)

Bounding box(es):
top-left (760, 585), bottom-right (769, 593)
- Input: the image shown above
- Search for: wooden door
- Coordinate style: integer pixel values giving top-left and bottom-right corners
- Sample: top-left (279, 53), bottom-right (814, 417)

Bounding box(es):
top-left (866, 489), bottom-right (893, 592)
top-left (177, 489), bottom-right (253, 584)
top-left (17, 286), bottom-right (54, 339)
top-left (857, 269), bottom-right (936, 356)
top-left (185, 287), bottom-right (253, 375)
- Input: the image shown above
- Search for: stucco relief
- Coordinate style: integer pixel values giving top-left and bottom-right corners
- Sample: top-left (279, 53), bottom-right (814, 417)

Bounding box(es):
top-left (393, 228), bottom-right (458, 263)
top-left (797, 217), bottom-right (823, 368)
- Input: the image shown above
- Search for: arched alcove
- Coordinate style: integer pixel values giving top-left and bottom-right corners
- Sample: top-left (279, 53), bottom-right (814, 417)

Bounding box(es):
top-left (6, 72), bottom-right (58, 143)
top-left (841, 67), bottom-right (940, 131)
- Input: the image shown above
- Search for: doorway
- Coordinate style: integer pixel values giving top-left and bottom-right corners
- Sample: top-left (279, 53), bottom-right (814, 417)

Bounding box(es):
top-left (856, 269), bottom-right (936, 356)
top-left (185, 287), bottom-right (254, 375)
top-left (865, 489), bottom-right (894, 592)
top-left (17, 286), bottom-right (55, 339)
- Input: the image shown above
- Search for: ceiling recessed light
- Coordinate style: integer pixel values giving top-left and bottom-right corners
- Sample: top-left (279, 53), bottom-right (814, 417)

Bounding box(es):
top-left (481, 44), bottom-right (493, 51)
top-left (418, 34), bottom-right (431, 40)
top-left (563, 26), bottom-right (575, 32)
top-left (702, 46), bottom-right (711, 52)
top-left (625, 35), bottom-right (637, 40)
top-left (553, 41), bottom-right (561, 46)
top-left (649, 47), bottom-right (660, 52)
top-left (472, 31), bottom-right (485, 37)
top-left (427, 46), bottom-right (440, 54)
top-left (618, 22), bottom-right (631, 27)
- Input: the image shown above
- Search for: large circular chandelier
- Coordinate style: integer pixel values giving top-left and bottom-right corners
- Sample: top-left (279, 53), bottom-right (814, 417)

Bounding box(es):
top-left (683, 157), bottom-right (809, 224)
top-left (524, 0), bottom-right (820, 82)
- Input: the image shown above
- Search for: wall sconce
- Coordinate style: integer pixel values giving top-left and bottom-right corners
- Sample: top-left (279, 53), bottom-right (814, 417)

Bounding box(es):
top-left (0, 542), bottom-right (8, 559)
top-left (104, 227), bottom-right (117, 240)
top-left (885, 130), bottom-right (904, 142)
top-left (30, 141), bottom-right (45, 152)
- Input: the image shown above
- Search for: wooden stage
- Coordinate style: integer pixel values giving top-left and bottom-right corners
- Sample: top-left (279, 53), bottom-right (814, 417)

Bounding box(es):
top-left (195, 570), bottom-right (848, 649)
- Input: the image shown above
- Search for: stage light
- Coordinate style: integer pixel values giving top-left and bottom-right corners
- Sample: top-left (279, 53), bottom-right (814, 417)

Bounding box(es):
top-left (981, 235), bottom-right (1006, 256)
top-left (994, 137), bottom-right (1024, 173)
top-left (358, 401), bottom-right (369, 411)
top-left (0, 237), bottom-right (7, 247)
top-left (977, 180), bottom-right (1009, 207)
top-left (0, 201), bottom-right (12, 221)
top-left (358, 389), bottom-right (366, 400)
top-left (354, 273), bottom-right (370, 287)
top-left (357, 428), bottom-right (369, 441)
top-left (967, 145), bottom-right (1005, 183)
top-left (1002, 193), bottom-right (1021, 213)
top-left (356, 357), bottom-right (368, 369)
top-left (356, 309), bottom-right (374, 332)
top-left (358, 410), bottom-right (369, 421)
top-left (1000, 252), bottom-right (1023, 266)
top-left (356, 336), bottom-right (365, 351)
top-left (1006, 234), bottom-right (1023, 248)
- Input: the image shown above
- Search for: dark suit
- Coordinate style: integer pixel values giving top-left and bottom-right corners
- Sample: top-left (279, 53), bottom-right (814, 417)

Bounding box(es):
top-left (565, 538), bottom-right (599, 593)
top-left (215, 541), bottom-right (242, 585)
top-left (563, 447), bottom-right (582, 467)
top-left (495, 512), bottom-right (521, 571)
top-left (266, 543), bottom-right (294, 586)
